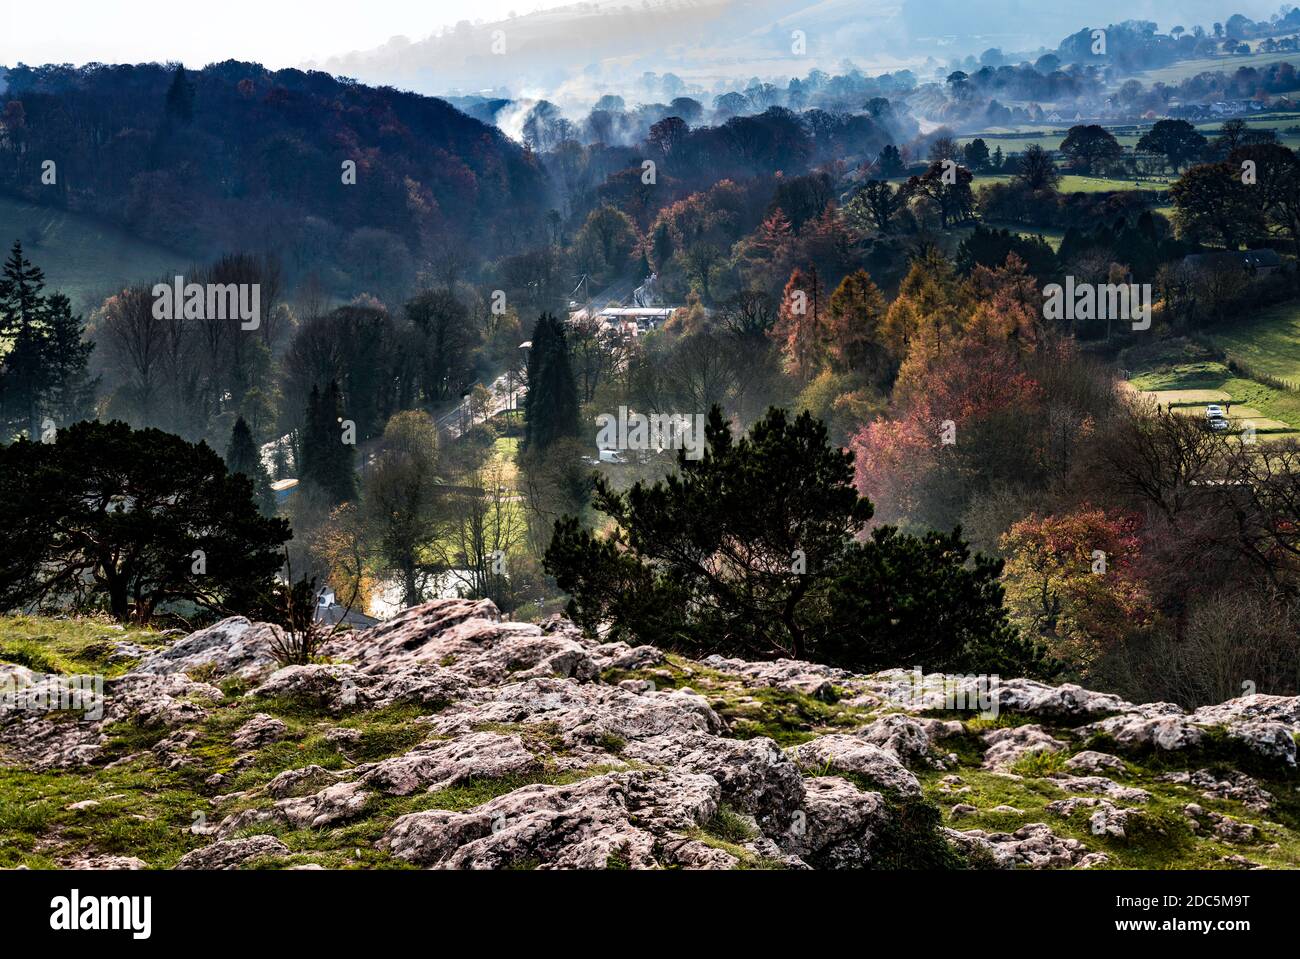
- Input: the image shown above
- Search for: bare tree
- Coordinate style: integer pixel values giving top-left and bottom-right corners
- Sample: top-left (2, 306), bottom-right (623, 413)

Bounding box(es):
top-left (98, 285), bottom-right (165, 423)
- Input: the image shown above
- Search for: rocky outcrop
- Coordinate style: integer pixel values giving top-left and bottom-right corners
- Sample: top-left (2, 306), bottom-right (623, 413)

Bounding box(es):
top-left (0, 671), bottom-right (222, 769)
top-left (132, 617), bottom-right (282, 680)
top-left (380, 771), bottom-right (723, 869)
top-left (175, 835), bottom-right (290, 870)
top-left (981, 725), bottom-right (1065, 769)
top-left (4, 598), bottom-right (1299, 870)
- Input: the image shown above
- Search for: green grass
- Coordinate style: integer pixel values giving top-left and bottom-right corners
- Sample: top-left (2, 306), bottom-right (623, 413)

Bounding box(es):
top-left (0, 194), bottom-right (191, 313)
top-left (1207, 300), bottom-right (1300, 387)
top-left (972, 173), bottom-right (1170, 193)
top-left (0, 614), bottom-right (167, 677)
top-left (974, 221), bottom-right (1065, 251)
top-left (1137, 50), bottom-right (1300, 87)
top-left (1129, 361), bottom-right (1300, 438)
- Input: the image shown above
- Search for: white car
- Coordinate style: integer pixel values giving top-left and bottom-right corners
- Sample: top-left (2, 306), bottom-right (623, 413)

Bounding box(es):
top-left (1206, 404), bottom-right (1225, 419)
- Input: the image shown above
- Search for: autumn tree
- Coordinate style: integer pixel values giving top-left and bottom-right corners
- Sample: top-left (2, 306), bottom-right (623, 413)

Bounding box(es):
top-left (825, 269), bottom-right (888, 381)
top-left (1000, 508), bottom-right (1153, 673)
top-left (770, 266), bottom-right (827, 379)
top-left (881, 246), bottom-right (964, 366)
top-left (573, 205), bottom-right (638, 280)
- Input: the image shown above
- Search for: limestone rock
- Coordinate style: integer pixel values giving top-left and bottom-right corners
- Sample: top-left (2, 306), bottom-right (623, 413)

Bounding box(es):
top-left (356, 732), bottom-right (540, 796)
top-left (623, 732), bottom-right (804, 832)
top-left (855, 713), bottom-right (941, 766)
top-left (381, 771), bottom-right (719, 869)
top-left (981, 725), bottom-right (1065, 769)
top-left (1063, 750), bottom-right (1127, 776)
top-left (1079, 713), bottom-right (1206, 752)
top-left (323, 598), bottom-right (599, 686)
top-left (64, 856), bottom-right (149, 870)
top-left (780, 775), bottom-right (889, 868)
top-left (956, 822), bottom-right (1106, 869)
top-left (132, 617), bottom-right (282, 681)
top-left (232, 713), bottom-right (288, 751)
top-left (790, 735), bottom-right (921, 797)
top-left (176, 835), bottom-right (290, 870)
top-left (1046, 775), bottom-right (1151, 803)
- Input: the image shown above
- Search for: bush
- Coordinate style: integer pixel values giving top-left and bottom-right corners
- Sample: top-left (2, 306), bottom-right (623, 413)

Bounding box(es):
top-left (545, 405), bottom-right (1046, 676)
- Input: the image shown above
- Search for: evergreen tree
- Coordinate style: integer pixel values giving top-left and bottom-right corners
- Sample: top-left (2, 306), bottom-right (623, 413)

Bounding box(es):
top-left (962, 137), bottom-right (991, 170)
top-left (0, 420), bottom-right (290, 622)
top-left (300, 381), bottom-right (355, 504)
top-left (165, 65), bottom-right (196, 123)
top-left (0, 241), bottom-right (95, 440)
top-left (878, 143), bottom-right (904, 177)
top-left (0, 240), bottom-right (50, 439)
top-left (226, 415), bottom-right (276, 515)
top-left (42, 292), bottom-right (98, 425)
top-left (522, 313), bottom-right (580, 453)
top-left (545, 406), bottom-right (1046, 675)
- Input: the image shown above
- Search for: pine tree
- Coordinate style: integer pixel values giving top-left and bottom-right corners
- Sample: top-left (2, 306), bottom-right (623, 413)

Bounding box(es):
top-left (42, 292), bottom-right (98, 426)
top-left (165, 65), bottom-right (196, 124)
top-left (226, 415), bottom-right (276, 515)
top-left (300, 381), bottom-right (355, 504)
top-left (0, 243), bottom-right (98, 440)
top-left (522, 313), bottom-right (580, 453)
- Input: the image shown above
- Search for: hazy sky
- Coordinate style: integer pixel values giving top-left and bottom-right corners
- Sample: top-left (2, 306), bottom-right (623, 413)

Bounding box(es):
top-left (0, 0), bottom-right (572, 68)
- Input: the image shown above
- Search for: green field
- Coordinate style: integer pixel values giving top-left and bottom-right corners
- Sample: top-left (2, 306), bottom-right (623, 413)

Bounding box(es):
top-left (971, 173), bottom-right (1170, 193)
top-left (1137, 48), bottom-right (1300, 87)
top-left (973, 221), bottom-right (1064, 251)
top-left (0, 194), bottom-right (190, 313)
top-left (1129, 361), bottom-right (1300, 440)
top-left (1205, 301), bottom-right (1300, 388)
top-left (959, 114), bottom-right (1300, 160)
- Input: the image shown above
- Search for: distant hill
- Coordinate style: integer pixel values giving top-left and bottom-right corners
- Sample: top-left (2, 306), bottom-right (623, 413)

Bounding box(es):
top-left (0, 62), bottom-right (552, 296)
top-left (0, 194), bottom-right (189, 314)
top-left (307, 0), bottom-right (1281, 101)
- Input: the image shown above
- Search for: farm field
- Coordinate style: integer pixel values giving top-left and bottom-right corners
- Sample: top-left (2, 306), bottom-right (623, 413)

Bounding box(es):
top-left (969, 173), bottom-right (1171, 193)
top-left (976, 221), bottom-right (1064, 250)
top-left (1205, 301), bottom-right (1300, 388)
top-left (959, 115), bottom-right (1300, 159)
top-left (1128, 361), bottom-right (1300, 440)
top-left (1136, 47), bottom-right (1300, 87)
top-left (0, 194), bottom-right (190, 313)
